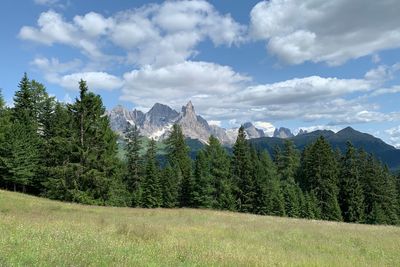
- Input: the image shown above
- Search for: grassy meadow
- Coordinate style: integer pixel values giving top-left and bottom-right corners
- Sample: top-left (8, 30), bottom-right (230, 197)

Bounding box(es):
top-left (0, 189), bottom-right (399, 266)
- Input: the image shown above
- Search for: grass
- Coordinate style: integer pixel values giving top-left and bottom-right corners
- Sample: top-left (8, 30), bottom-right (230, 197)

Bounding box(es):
top-left (0, 190), bottom-right (399, 266)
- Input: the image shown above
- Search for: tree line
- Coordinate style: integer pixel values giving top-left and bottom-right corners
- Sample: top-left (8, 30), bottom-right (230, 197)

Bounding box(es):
top-left (0, 74), bottom-right (399, 225)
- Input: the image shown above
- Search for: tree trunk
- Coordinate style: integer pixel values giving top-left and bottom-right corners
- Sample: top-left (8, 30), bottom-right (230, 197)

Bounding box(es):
top-left (13, 183), bottom-right (16, 192)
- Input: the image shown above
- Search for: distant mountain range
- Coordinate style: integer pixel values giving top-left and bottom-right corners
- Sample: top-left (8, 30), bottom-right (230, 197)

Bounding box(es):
top-left (108, 101), bottom-right (400, 170)
top-left (108, 101), bottom-right (274, 145)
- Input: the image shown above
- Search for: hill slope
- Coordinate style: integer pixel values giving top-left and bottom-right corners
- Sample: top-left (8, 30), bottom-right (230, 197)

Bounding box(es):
top-left (1, 190), bottom-right (399, 266)
top-left (250, 127), bottom-right (400, 170)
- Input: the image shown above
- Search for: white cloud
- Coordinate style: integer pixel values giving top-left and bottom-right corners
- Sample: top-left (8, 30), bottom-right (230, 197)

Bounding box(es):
top-left (250, 0), bottom-right (400, 65)
top-left (295, 125), bottom-right (340, 135)
top-left (254, 121), bottom-right (275, 136)
top-left (73, 12), bottom-right (113, 37)
top-left (21, 1), bottom-right (246, 67)
top-left (121, 61), bottom-right (250, 108)
top-left (385, 126), bottom-right (400, 148)
top-left (208, 120), bottom-right (221, 127)
top-left (34, 0), bottom-right (59, 6)
top-left (235, 76), bottom-right (372, 106)
top-left (58, 72), bottom-right (123, 91)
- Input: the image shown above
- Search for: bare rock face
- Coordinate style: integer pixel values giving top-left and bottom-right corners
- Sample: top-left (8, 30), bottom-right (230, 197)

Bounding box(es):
top-left (108, 101), bottom-right (277, 145)
top-left (273, 127), bottom-right (294, 138)
top-left (140, 103), bottom-right (179, 138)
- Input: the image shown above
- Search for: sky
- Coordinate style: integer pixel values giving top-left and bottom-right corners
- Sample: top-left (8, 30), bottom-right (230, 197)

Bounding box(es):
top-left (1, 0), bottom-right (400, 146)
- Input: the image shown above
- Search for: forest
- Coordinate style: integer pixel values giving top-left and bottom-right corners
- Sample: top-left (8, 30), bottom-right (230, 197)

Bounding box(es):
top-left (1, 74), bottom-right (399, 225)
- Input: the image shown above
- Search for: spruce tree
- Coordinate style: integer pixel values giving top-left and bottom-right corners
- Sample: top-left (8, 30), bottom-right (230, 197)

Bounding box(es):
top-left (339, 142), bottom-right (365, 223)
top-left (165, 124), bottom-right (193, 207)
top-left (274, 140), bottom-right (302, 217)
top-left (0, 91), bottom-right (11, 189)
top-left (204, 135), bottom-right (235, 210)
top-left (192, 150), bottom-right (215, 208)
top-left (142, 139), bottom-right (161, 208)
top-left (160, 165), bottom-right (179, 208)
top-left (301, 137), bottom-right (342, 221)
top-left (253, 151), bottom-right (285, 216)
top-left (231, 126), bottom-right (255, 212)
top-left (66, 80), bottom-right (124, 204)
top-left (125, 124), bottom-right (143, 206)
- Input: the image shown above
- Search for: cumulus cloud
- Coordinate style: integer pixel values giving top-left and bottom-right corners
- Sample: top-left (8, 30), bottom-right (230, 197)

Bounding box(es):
top-left (295, 125), bottom-right (340, 135)
top-left (31, 57), bottom-right (122, 91)
top-left (121, 61), bottom-right (250, 109)
top-left (21, 1), bottom-right (246, 67)
top-left (385, 126), bottom-right (400, 148)
top-left (254, 121), bottom-right (275, 136)
top-left (250, 0), bottom-right (400, 65)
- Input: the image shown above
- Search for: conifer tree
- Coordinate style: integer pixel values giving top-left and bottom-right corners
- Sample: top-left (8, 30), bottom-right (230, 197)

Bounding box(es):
top-left (65, 80), bottom-right (124, 204)
top-left (274, 140), bottom-right (302, 217)
top-left (339, 142), bottom-right (365, 223)
top-left (142, 139), bottom-right (161, 208)
top-left (253, 151), bottom-right (285, 216)
top-left (231, 126), bottom-right (255, 212)
top-left (160, 165), bottom-right (179, 208)
top-left (165, 124), bottom-right (193, 207)
top-left (301, 137), bottom-right (342, 221)
top-left (125, 124), bottom-right (143, 206)
top-left (0, 91), bottom-right (11, 188)
top-left (204, 136), bottom-right (235, 210)
top-left (192, 150), bottom-right (215, 208)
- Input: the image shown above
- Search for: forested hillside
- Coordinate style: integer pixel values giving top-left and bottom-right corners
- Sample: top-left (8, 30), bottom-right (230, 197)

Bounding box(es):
top-left (1, 74), bottom-right (399, 225)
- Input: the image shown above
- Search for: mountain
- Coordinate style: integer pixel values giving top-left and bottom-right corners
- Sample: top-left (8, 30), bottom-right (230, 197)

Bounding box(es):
top-left (250, 127), bottom-right (400, 170)
top-left (108, 101), bottom-right (263, 145)
top-left (273, 127), bottom-right (294, 138)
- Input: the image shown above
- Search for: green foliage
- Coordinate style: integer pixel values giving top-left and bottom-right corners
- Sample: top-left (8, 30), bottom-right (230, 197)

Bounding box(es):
top-left (142, 139), bottom-right (162, 208)
top-left (165, 124), bottom-right (193, 207)
top-left (192, 150), bottom-right (215, 208)
top-left (160, 165), bottom-right (179, 208)
top-left (125, 124), bottom-right (143, 206)
top-left (301, 137), bottom-right (342, 221)
top-left (339, 142), bottom-right (365, 223)
top-left (2, 74), bottom-right (399, 226)
top-left (204, 136), bottom-right (235, 210)
top-left (231, 126), bottom-right (255, 212)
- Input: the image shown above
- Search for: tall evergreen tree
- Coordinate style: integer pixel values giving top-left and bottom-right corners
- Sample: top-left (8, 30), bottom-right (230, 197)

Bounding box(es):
top-left (192, 150), bottom-right (215, 208)
top-left (0, 91), bottom-right (11, 189)
top-left (125, 124), bottom-right (143, 206)
top-left (160, 165), bottom-right (180, 208)
top-left (165, 124), bottom-right (193, 207)
top-left (301, 137), bottom-right (342, 221)
top-left (142, 139), bottom-right (161, 208)
top-left (66, 80), bottom-right (124, 204)
top-left (339, 142), bottom-right (365, 223)
top-left (253, 151), bottom-right (285, 216)
top-left (231, 126), bottom-right (255, 212)
top-left (204, 136), bottom-right (235, 210)
top-left (274, 140), bottom-right (302, 217)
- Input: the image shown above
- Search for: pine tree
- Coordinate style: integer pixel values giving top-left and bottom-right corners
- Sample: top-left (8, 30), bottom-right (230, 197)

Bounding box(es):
top-left (142, 139), bottom-right (161, 208)
top-left (301, 137), bottom-right (342, 221)
top-left (204, 136), bottom-right (235, 210)
top-left (192, 150), bottom-right (215, 208)
top-left (0, 91), bottom-right (11, 189)
top-left (231, 126), bottom-right (255, 212)
top-left (165, 124), bottom-right (193, 207)
top-left (125, 124), bottom-right (143, 206)
top-left (66, 80), bottom-right (124, 204)
top-left (160, 165), bottom-right (179, 208)
top-left (253, 151), bottom-right (285, 216)
top-left (274, 140), bottom-right (302, 217)
top-left (339, 142), bottom-right (364, 223)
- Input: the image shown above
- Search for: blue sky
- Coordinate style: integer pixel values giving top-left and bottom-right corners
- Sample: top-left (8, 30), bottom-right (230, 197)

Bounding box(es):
top-left (1, 0), bottom-right (400, 145)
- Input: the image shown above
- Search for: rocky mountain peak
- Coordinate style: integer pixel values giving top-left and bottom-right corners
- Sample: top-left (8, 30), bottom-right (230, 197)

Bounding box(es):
top-left (273, 127), bottom-right (294, 138)
top-left (181, 100), bottom-right (196, 117)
